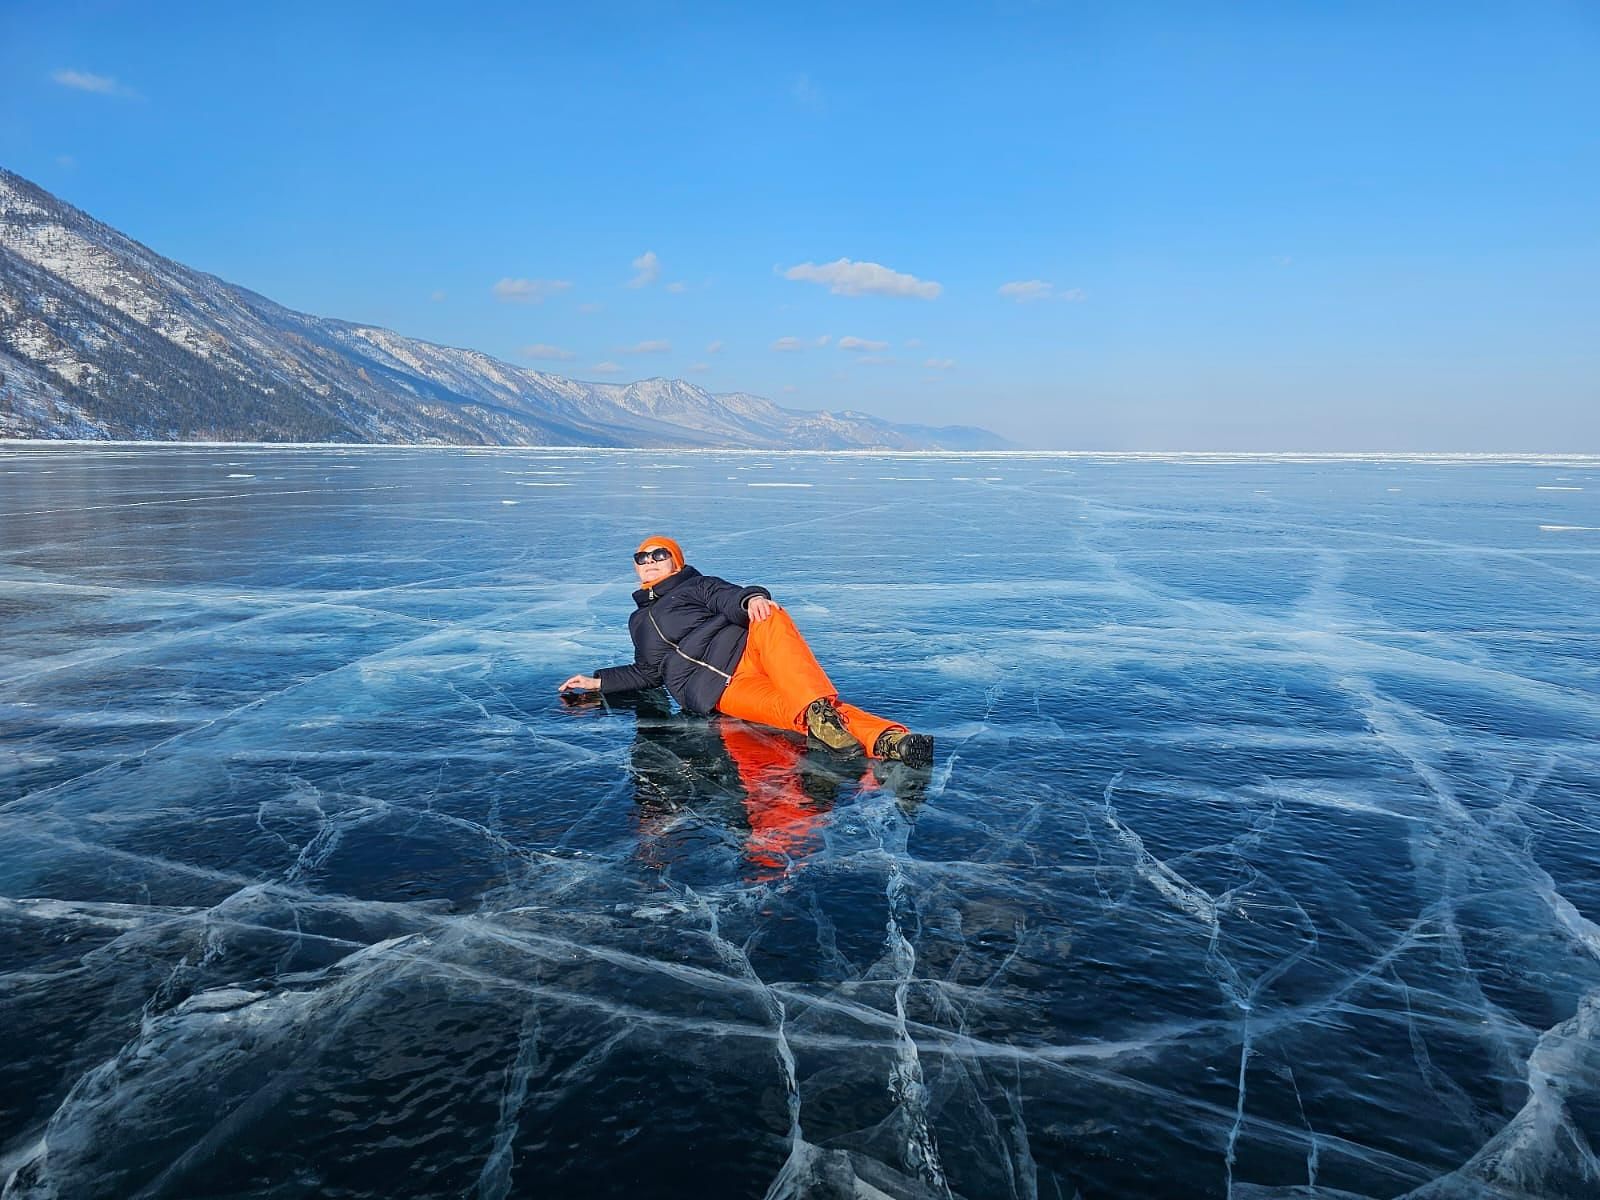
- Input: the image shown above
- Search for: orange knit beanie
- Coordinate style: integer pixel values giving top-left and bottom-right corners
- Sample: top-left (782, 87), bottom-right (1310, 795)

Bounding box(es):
top-left (636, 535), bottom-right (685, 573)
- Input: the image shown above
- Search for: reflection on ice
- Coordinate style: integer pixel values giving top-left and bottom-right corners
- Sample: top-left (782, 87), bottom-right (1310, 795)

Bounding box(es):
top-left (1, 446), bottom-right (1599, 1198)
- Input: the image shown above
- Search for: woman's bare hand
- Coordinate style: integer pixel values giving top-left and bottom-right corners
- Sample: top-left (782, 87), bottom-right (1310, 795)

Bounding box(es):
top-left (559, 674), bottom-right (601, 693)
top-left (746, 595), bottom-right (778, 622)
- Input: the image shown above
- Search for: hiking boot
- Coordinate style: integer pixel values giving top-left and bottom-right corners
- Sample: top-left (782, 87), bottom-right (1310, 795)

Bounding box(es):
top-left (804, 698), bottom-right (861, 755)
top-left (874, 730), bottom-right (934, 769)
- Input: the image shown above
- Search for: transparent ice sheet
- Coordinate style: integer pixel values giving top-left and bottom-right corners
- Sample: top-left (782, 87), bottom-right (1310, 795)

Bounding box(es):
top-left (2, 445), bottom-right (1599, 1198)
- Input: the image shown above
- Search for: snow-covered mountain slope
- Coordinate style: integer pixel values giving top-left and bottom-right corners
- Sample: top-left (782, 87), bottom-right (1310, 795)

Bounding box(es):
top-left (0, 169), bottom-right (1008, 449)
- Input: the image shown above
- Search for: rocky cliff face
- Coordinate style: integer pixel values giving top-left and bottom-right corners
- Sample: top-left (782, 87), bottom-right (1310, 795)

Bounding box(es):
top-left (0, 170), bottom-right (1006, 450)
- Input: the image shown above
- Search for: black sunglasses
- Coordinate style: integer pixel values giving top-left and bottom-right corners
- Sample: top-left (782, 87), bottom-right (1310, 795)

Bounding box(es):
top-left (633, 548), bottom-right (674, 565)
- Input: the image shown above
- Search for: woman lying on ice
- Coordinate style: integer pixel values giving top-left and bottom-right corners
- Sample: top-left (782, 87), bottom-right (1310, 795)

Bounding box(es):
top-left (558, 535), bottom-right (934, 767)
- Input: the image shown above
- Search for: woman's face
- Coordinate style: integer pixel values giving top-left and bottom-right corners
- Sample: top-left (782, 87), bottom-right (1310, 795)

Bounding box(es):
top-left (634, 549), bottom-right (675, 587)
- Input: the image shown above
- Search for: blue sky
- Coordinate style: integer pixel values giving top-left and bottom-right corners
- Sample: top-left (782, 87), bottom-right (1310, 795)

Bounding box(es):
top-left (2, 1), bottom-right (1597, 449)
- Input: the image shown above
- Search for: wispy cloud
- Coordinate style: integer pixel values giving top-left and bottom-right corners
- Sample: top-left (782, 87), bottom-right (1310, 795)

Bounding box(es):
top-left (627, 250), bottom-right (660, 288)
top-left (705, 340), bottom-right (724, 354)
top-left (771, 335), bottom-right (830, 352)
top-left (621, 339), bottom-right (671, 355)
top-left (522, 343), bottom-right (575, 361)
top-left (998, 279), bottom-right (1085, 303)
top-left (857, 355), bottom-right (896, 366)
top-left (493, 277), bottom-right (572, 304)
top-left (665, 281), bottom-right (688, 294)
top-left (578, 302), bottom-right (603, 314)
top-left (924, 357), bottom-right (957, 370)
top-left (55, 155), bottom-right (77, 169)
top-left (791, 73), bottom-right (823, 110)
top-left (429, 289), bottom-right (446, 302)
top-left (783, 258), bottom-right (941, 300)
top-left (51, 69), bottom-right (135, 97)
top-left (687, 362), bottom-right (711, 373)
top-left (998, 280), bottom-right (1051, 303)
top-left (838, 335), bottom-right (889, 352)
top-left (591, 361), bottom-right (624, 375)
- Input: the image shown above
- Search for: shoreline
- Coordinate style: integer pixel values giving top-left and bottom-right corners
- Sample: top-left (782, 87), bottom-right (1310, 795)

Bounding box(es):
top-left (3, 439), bottom-right (1598, 465)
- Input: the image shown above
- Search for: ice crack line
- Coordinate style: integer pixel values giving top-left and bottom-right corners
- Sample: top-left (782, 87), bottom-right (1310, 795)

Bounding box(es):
top-left (0, 482), bottom-right (406, 519)
top-left (869, 799), bottom-right (952, 1199)
top-left (476, 1008), bottom-right (541, 1200)
top-left (679, 885), bottom-right (808, 1184)
top-left (1101, 772), bottom-right (1218, 930)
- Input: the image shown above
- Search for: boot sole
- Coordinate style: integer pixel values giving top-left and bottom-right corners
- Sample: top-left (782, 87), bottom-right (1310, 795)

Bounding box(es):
top-left (887, 734), bottom-right (934, 769)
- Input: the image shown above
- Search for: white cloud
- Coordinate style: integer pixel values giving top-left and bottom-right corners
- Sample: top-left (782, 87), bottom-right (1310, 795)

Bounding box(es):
top-left (55, 155), bottom-right (77, 169)
top-left (904, 337), bottom-right (923, 348)
top-left (782, 385), bottom-right (798, 393)
top-left (783, 258), bottom-right (941, 300)
top-left (493, 277), bottom-right (572, 304)
top-left (924, 358), bottom-right (957, 370)
top-left (429, 289), bottom-right (446, 302)
top-left (620, 339), bottom-right (670, 355)
top-left (591, 361), bottom-right (624, 375)
top-left (627, 250), bottom-right (660, 288)
top-left (705, 340), bottom-right (724, 354)
top-left (998, 279), bottom-right (1086, 303)
top-left (687, 362), bottom-right (711, 373)
top-left (578, 302), bottom-right (603, 314)
top-left (857, 355), bottom-right (896, 365)
top-left (522, 343), bottom-right (575, 361)
top-left (665, 281), bottom-right (688, 293)
top-left (51, 69), bottom-right (131, 96)
top-left (838, 336), bottom-right (889, 352)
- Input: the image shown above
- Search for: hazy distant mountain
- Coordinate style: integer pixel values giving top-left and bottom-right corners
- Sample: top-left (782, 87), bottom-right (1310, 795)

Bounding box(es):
top-left (0, 169), bottom-right (1007, 450)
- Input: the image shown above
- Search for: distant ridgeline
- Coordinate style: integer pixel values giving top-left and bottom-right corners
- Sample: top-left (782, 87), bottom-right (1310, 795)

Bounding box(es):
top-left (0, 169), bottom-right (1005, 449)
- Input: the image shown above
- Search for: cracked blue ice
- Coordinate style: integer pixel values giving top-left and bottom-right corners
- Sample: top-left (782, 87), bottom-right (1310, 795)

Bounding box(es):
top-left (1, 445), bottom-right (1599, 1199)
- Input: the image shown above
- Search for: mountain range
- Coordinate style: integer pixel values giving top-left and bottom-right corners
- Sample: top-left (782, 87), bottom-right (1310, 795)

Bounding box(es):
top-left (0, 168), bottom-right (1005, 450)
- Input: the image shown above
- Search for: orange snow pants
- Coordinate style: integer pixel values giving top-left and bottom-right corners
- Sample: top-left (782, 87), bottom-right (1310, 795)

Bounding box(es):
top-left (716, 607), bottom-right (904, 756)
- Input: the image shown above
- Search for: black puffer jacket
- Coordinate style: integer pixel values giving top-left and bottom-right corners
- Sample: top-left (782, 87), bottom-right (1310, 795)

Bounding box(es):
top-left (595, 566), bottom-right (772, 714)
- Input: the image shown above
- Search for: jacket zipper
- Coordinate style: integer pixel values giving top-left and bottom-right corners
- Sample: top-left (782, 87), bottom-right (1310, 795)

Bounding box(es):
top-left (647, 607), bottom-right (733, 681)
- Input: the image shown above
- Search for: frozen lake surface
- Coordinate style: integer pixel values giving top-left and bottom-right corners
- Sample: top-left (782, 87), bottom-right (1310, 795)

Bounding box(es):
top-left (2, 444), bottom-right (1599, 1199)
